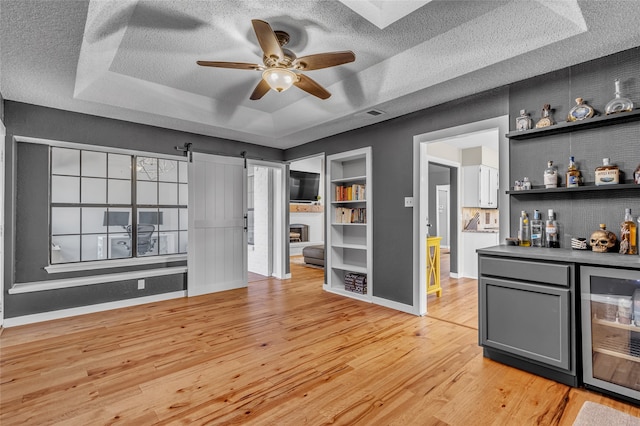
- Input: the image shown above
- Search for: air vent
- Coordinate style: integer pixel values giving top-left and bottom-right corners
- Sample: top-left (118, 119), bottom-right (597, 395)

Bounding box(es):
top-left (355, 109), bottom-right (386, 119)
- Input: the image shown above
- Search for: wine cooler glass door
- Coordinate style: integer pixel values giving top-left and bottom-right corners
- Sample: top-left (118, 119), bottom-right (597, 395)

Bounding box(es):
top-left (581, 266), bottom-right (640, 400)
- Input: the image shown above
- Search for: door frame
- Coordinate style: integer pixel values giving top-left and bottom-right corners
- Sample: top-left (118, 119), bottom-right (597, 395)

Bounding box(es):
top-left (0, 119), bottom-right (4, 327)
top-left (413, 115), bottom-right (509, 316)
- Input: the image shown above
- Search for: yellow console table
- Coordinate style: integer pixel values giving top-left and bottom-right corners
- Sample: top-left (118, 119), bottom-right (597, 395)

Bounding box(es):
top-left (426, 236), bottom-right (442, 297)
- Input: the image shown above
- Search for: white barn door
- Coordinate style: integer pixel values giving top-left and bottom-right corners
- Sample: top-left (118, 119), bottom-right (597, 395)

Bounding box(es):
top-left (188, 153), bottom-right (247, 296)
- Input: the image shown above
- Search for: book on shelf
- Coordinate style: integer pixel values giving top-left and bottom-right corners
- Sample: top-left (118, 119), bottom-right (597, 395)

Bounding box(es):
top-left (344, 272), bottom-right (367, 294)
top-left (335, 183), bottom-right (366, 201)
top-left (335, 207), bottom-right (366, 224)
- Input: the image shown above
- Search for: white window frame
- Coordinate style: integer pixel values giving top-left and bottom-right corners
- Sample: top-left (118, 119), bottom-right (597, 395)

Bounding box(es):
top-left (14, 136), bottom-right (188, 274)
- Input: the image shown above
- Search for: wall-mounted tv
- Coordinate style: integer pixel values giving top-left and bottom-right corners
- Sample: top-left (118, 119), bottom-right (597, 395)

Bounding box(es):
top-left (289, 170), bottom-right (320, 203)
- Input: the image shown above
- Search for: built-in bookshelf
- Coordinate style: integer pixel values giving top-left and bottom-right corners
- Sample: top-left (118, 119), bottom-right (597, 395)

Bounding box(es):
top-left (325, 147), bottom-right (372, 302)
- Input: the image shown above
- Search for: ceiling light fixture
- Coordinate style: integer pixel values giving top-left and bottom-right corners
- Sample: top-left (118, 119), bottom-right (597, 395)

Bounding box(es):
top-left (262, 68), bottom-right (297, 92)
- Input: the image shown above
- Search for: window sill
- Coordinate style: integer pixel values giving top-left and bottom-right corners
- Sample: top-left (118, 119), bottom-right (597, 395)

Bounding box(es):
top-left (44, 254), bottom-right (187, 274)
top-left (10, 265), bottom-right (187, 294)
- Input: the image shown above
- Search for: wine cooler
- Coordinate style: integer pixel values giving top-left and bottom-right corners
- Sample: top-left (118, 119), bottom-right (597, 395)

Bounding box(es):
top-left (581, 266), bottom-right (640, 401)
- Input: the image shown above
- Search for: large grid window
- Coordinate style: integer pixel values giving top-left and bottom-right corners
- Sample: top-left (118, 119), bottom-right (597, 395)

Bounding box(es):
top-left (50, 147), bottom-right (188, 264)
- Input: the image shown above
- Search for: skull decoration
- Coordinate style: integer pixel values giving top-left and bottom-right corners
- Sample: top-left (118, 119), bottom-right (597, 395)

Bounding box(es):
top-left (589, 224), bottom-right (617, 253)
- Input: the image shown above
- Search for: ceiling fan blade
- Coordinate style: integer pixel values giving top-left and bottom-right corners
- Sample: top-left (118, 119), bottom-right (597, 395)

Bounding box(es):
top-left (293, 51), bottom-right (355, 71)
top-left (197, 61), bottom-right (262, 70)
top-left (294, 73), bottom-right (331, 100)
top-left (251, 19), bottom-right (284, 61)
top-left (250, 79), bottom-right (271, 100)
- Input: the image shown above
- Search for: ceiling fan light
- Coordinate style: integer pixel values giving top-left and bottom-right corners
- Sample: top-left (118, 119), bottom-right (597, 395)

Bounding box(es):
top-left (263, 68), bottom-right (297, 92)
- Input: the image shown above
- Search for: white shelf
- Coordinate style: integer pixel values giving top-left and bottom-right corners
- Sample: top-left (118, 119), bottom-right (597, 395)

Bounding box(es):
top-left (331, 263), bottom-right (368, 274)
top-left (331, 243), bottom-right (367, 250)
top-left (324, 286), bottom-right (369, 302)
top-left (331, 175), bottom-right (366, 184)
top-left (331, 200), bottom-right (366, 204)
top-left (325, 147), bottom-right (372, 302)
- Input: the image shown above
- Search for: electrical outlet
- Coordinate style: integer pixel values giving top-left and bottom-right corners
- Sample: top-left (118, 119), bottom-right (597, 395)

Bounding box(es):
top-left (404, 197), bottom-right (414, 207)
top-left (137, 279), bottom-right (145, 290)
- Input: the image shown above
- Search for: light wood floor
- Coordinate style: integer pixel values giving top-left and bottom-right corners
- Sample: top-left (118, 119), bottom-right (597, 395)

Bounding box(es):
top-left (2, 258), bottom-right (640, 425)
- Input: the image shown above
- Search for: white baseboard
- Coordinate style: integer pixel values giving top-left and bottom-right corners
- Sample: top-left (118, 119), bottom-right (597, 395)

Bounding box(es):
top-left (372, 296), bottom-right (418, 316)
top-left (3, 291), bottom-right (186, 327)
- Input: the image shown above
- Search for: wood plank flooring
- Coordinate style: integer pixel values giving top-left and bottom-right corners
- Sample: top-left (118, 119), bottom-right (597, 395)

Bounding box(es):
top-left (2, 259), bottom-right (640, 425)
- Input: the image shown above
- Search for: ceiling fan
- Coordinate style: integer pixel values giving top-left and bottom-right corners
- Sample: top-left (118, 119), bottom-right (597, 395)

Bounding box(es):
top-left (197, 19), bottom-right (355, 100)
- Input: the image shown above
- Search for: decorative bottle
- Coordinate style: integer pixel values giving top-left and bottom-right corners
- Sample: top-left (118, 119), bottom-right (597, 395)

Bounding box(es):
top-left (595, 158), bottom-right (619, 186)
top-left (530, 209), bottom-right (544, 247)
top-left (515, 109), bottom-right (533, 131)
top-left (567, 98), bottom-right (595, 122)
top-left (620, 209), bottom-right (637, 255)
top-left (544, 160), bottom-right (558, 188)
top-left (566, 156), bottom-right (581, 188)
top-left (545, 209), bottom-right (560, 248)
top-left (522, 177), bottom-right (531, 190)
top-left (518, 210), bottom-right (531, 247)
top-left (605, 79), bottom-right (634, 115)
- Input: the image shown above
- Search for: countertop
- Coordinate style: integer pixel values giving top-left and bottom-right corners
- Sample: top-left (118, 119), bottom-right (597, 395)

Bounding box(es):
top-left (477, 245), bottom-right (640, 270)
top-left (462, 229), bottom-right (499, 233)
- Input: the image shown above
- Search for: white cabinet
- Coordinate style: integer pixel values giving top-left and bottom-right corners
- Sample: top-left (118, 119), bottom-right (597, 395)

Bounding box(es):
top-left (461, 231), bottom-right (499, 279)
top-left (325, 147), bottom-right (372, 302)
top-left (463, 165), bottom-right (498, 208)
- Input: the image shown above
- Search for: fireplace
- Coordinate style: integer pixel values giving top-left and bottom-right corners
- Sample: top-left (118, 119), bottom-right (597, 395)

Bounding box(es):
top-left (289, 224), bottom-right (309, 242)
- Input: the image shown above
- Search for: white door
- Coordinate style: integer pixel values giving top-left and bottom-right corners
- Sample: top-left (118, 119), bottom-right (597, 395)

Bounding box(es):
top-left (188, 153), bottom-right (247, 296)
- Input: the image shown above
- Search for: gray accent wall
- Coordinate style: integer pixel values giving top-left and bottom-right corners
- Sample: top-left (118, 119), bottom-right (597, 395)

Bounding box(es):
top-left (285, 87), bottom-right (509, 305)
top-left (509, 47), bottom-right (640, 245)
top-left (4, 101), bottom-right (284, 318)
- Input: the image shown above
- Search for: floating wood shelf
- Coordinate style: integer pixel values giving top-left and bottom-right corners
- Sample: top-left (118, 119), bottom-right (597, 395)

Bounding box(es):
top-left (290, 204), bottom-right (323, 213)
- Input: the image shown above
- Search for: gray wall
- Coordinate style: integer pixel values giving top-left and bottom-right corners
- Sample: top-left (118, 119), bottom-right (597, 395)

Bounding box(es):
top-left (4, 101), bottom-right (284, 318)
top-left (509, 47), bottom-right (640, 245)
top-left (285, 88), bottom-right (509, 305)
top-left (5, 44), bottom-right (639, 316)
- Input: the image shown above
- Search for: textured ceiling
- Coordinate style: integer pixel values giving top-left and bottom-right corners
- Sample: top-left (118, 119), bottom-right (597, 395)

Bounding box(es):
top-left (2, 1), bottom-right (640, 149)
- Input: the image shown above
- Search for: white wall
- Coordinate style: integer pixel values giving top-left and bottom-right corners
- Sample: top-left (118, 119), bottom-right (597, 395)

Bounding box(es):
top-left (248, 166), bottom-right (271, 275)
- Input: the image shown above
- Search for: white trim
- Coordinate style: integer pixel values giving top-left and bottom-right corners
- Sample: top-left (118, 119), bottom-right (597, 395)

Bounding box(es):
top-left (10, 266), bottom-right (187, 294)
top-left (0, 118), bottom-right (5, 328)
top-left (247, 158), bottom-right (288, 280)
top-left (372, 296), bottom-right (419, 316)
top-left (13, 135), bottom-right (186, 161)
top-left (45, 254), bottom-right (187, 274)
top-left (413, 115), bottom-right (510, 317)
top-left (2, 291), bottom-right (186, 327)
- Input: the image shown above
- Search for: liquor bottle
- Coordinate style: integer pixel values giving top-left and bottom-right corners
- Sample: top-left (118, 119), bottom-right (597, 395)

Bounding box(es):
top-left (605, 78), bottom-right (634, 115)
top-left (546, 209), bottom-right (560, 248)
top-left (594, 158), bottom-right (619, 186)
top-left (544, 160), bottom-right (558, 188)
top-left (518, 210), bottom-right (531, 247)
top-left (620, 208), bottom-right (637, 255)
top-left (530, 209), bottom-right (544, 247)
top-left (566, 156), bottom-right (581, 188)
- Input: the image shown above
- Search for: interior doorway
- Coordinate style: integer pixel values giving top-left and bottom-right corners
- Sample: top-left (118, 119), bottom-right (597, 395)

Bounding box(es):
top-left (288, 154), bottom-right (325, 271)
top-left (413, 115), bottom-right (509, 316)
top-left (247, 160), bottom-right (287, 281)
top-left (436, 184), bottom-right (450, 250)
top-left (0, 119), bottom-right (4, 327)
